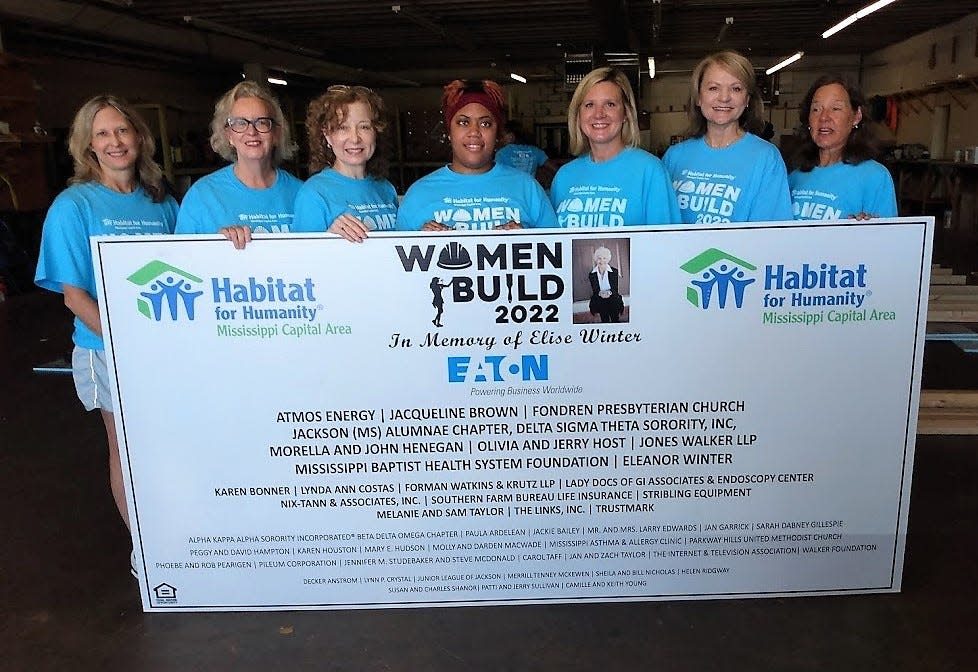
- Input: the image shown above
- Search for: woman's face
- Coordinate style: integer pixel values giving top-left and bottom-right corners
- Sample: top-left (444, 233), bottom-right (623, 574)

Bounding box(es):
top-left (324, 100), bottom-right (377, 177)
top-left (579, 80), bottom-right (626, 149)
top-left (697, 64), bottom-right (749, 129)
top-left (808, 83), bottom-right (862, 156)
top-left (90, 106), bottom-right (140, 176)
top-left (595, 255), bottom-right (610, 272)
top-left (448, 102), bottom-right (497, 174)
top-left (225, 96), bottom-right (279, 164)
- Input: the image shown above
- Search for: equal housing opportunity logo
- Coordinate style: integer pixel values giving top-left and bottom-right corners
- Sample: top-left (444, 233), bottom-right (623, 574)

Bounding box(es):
top-left (127, 260), bottom-right (204, 321)
top-left (681, 248), bottom-right (757, 310)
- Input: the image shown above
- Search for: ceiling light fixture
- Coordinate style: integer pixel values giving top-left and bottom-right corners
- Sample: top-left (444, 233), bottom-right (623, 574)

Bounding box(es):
top-left (647, 56), bottom-right (656, 79)
top-left (267, 76), bottom-right (288, 86)
top-left (765, 51), bottom-right (803, 75)
top-left (510, 73), bottom-right (527, 83)
top-left (822, 0), bottom-right (899, 39)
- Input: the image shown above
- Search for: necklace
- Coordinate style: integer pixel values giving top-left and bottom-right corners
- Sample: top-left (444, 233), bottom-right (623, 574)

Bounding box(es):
top-left (705, 129), bottom-right (744, 149)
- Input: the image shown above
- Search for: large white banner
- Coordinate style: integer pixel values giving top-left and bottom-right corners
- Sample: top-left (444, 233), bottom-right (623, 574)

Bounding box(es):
top-left (93, 218), bottom-right (932, 612)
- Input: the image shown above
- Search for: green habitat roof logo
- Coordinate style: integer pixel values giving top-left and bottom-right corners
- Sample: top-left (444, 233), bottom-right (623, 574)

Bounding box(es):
top-left (127, 260), bottom-right (204, 321)
top-left (681, 248), bottom-right (757, 310)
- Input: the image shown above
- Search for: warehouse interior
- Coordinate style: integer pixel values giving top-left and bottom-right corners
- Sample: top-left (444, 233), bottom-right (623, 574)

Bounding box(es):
top-left (3, 1), bottom-right (978, 670)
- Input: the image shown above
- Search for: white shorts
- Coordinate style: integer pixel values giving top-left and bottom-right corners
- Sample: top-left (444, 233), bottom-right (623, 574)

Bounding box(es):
top-left (72, 346), bottom-right (114, 413)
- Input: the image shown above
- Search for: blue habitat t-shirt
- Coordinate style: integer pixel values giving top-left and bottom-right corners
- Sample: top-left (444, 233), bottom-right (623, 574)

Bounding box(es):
top-left (788, 160), bottom-right (897, 220)
top-left (496, 144), bottom-right (548, 175)
top-left (550, 147), bottom-right (680, 227)
top-left (663, 133), bottom-right (793, 224)
top-left (175, 165), bottom-right (302, 234)
top-left (293, 168), bottom-right (399, 232)
top-left (35, 182), bottom-right (178, 349)
top-left (395, 163), bottom-right (557, 230)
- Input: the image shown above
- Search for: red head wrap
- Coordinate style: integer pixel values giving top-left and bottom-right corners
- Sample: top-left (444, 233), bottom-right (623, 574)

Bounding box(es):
top-left (442, 80), bottom-right (506, 129)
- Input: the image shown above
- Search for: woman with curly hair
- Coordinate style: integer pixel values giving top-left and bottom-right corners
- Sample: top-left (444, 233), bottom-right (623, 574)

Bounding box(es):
top-left (175, 80), bottom-right (302, 248)
top-left (788, 74), bottom-right (896, 220)
top-left (663, 51), bottom-right (792, 223)
top-left (396, 79), bottom-right (556, 231)
top-left (34, 94), bottom-right (178, 573)
top-left (292, 85), bottom-right (398, 242)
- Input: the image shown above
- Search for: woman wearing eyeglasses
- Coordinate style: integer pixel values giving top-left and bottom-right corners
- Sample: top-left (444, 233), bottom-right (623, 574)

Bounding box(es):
top-left (292, 85), bottom-right (398, 242)
top-left (175, 80), bottom-right (302, 248)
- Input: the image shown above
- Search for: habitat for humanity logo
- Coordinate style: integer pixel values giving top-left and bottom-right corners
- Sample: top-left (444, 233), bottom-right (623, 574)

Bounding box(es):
top-left (127, 260), bottom-right (204, 321)
top-left (681, 248), bottom-right (757, 309)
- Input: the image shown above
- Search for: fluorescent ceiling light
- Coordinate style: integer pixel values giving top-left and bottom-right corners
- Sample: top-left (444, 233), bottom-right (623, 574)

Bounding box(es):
top-left (267, 77), bottom-right (288, 86)
top-left (766, 51), bottom-right (803, 75)
top-left (647, 56), bottom-right (656, 79)
top-left (822, 0), bottom-right (899, 39)
top-left (510, 73), bottom-right (527, 83)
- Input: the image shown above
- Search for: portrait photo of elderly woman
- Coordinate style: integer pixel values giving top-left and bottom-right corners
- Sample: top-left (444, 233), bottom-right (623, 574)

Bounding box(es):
top-left (572, 239), bottom-right (631, 324)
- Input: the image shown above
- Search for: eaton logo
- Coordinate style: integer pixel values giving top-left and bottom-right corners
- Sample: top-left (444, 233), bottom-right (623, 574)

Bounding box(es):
top-left (127, 260), bottom-right (204, 321)
top-left (448, 355), bottom-right (549, 383)
top-left (681, 248), bottom-right (757, 310)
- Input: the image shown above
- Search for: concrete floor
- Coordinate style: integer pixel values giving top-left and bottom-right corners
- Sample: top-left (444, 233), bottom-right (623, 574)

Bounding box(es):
top-left (3, 289), bottom-right (977, 671)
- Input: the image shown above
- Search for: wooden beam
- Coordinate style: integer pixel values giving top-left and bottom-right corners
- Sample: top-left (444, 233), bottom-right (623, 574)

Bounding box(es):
top-left (944, 86), bottom-right (968, 110)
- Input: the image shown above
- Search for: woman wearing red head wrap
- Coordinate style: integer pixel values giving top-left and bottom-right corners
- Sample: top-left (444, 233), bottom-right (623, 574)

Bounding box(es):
top-left (395, 79), bottom-right (556, 231)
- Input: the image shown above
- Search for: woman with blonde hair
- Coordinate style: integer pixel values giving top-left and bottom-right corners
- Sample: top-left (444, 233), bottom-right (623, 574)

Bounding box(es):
top-left (550, 67), bottom-right (679, 227)
top-left (35, 94), bottom-right (178, 574)
top-left (396, 79), bottom-right (556, 231)
top-left (175, 80), bottom-right (302, 247)
top-left (293, 85), bottom-right (398, 242)
top-left (663, 51), bottom-right (792, 223)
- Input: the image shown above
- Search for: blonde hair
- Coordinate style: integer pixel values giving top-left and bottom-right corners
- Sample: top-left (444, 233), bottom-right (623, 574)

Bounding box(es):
top-left (687, 51), bottom-right (764, 137)
top-left (306, 85), bottom-right (389, 177)
top-left (67, 94), bottom-right (166, 202)
top-left (567, 67), bottom-right (640, 156)
top-left (209, 80), bottom-right (295, 164)
top-left (592, 246), bottom-right (613, 264)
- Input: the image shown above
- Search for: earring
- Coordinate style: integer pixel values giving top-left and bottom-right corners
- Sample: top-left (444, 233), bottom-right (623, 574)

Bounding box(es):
top-left (853, 123), bottom-right (859, 129)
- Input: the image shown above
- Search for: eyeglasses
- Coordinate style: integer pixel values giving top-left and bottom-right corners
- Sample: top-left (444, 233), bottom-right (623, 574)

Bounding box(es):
top-left (226, 117), bottom-right (276, 133)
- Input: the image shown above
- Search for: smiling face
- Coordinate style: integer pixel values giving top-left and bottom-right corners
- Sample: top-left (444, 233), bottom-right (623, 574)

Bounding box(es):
top-left (579, 80), bottom-right (626, 152)
top-left (448, 102), bottom-right (498, 174)
top-left (808, 82), bottom-right (862, 161)
top-left (697, 64), bottom-right (750, 130)
top-left (90, 105), bottom-right (140, 177)
top-left (324, 100), bottom-right (377, 178)
top-left (225, 96), bottom-right (279, 164)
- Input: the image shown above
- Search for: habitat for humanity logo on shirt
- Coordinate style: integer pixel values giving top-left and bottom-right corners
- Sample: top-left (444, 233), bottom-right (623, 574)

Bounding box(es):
top-left (434, 196), bottom-right (522, 229)
top-left (673, 170), bottom-right (741, 224)
top-left (555, 185), bottom-right (626, 227)
top-left (791, 189), bottom-right (842, 220)
top-left (236, 211), bottom-right (294, 233)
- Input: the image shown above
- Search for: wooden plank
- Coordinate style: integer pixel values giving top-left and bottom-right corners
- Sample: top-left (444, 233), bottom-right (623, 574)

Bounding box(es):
top-left (926, 323), bottom-right (978, 340)
top-left (929, 291), bottom-right (978, 303)
top-left (931, 266), bottom-right (954, 275)
top-left (917, 410), bottom-right (978, 434)
top-left (929, 284), bottom-right (978, 296)
top-left (928, 307), bottom-right (978, 322)
top-left (920, 389), bottom-right (978, 408)
top-left (930, 274), bottom-right (968, 285)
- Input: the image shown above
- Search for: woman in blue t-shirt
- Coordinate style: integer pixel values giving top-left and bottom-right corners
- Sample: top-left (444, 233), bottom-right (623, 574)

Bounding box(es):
top-left (662, 51), bottom-right (793, 224)
top-left (396, 79), bottom-right (556, 231)
top-left (293, 85), bottom-right (398, 242)
top-left (175, 81), bottom-right (302, 247)
top-left (34, 95), bottom-right (178, 566)
top-left (550, 67), bottom-right (679, 227)
top-left (788, 75), bottom-right (897, 220)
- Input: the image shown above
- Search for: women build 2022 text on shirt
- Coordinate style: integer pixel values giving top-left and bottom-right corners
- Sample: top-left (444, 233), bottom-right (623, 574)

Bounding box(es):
top-left (663, 134), bottom-right (793, 224)
top-left (549, 148), bottom-right (680, 227)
